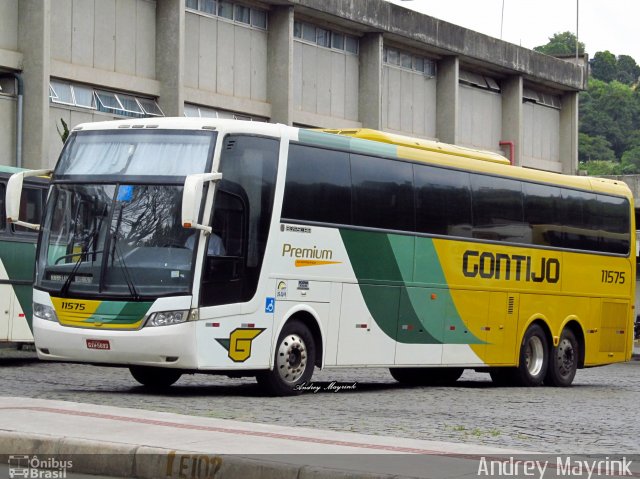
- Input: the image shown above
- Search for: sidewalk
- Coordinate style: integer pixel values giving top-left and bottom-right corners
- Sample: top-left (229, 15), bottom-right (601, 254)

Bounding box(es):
top-left (0, 396), bottom-right (537, 479)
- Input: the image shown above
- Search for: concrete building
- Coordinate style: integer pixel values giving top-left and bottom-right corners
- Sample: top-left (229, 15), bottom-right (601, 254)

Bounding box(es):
top-left (0, 0), bottom-right (586, 173)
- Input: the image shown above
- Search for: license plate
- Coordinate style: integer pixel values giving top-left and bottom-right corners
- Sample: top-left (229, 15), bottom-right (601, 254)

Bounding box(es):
top-left (86, 339), bottom-right (110, 350)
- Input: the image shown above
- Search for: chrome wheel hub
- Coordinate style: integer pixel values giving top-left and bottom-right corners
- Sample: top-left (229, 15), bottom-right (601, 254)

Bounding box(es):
top-left (276, 333), bottom-right (307, 384)
top-left (525, 336), bottom-right (544, 377)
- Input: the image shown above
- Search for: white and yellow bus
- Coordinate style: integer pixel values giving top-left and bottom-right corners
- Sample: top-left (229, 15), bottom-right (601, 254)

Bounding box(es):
top-left (0, 166), bottom-right (48, 345)
top-left (6, 118), bottom-right (635, 394)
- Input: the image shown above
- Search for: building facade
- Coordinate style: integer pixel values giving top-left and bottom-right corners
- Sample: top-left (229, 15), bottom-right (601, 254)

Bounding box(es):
top-left (0, 0), bottom-right (586, 173)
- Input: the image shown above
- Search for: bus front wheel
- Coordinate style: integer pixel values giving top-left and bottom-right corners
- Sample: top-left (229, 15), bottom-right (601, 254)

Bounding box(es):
top-left (129, 366), bottom-right (182, 389)
top-left (256, 320), bottom-right (316, 396)
top-left (544, 328), bottom-right (578, 387)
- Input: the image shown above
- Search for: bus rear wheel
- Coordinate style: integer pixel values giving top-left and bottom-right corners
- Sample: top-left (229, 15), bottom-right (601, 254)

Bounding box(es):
top-left (545, 328), bottom-right (578, 387)
top-left (389, 367), bottom-right (463, 386)
top-left (129, 366), bottom-right (182, 389)
top-left (490, 324), bottom-right (548, 387)
top-left (256, 320), bottom-right (316, 396)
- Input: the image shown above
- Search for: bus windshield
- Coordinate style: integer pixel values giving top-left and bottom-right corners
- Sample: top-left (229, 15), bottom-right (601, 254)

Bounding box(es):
top-left (35, 129), bottom-right (218, 299)
top-left (56, 129), bottom-right (215, 178)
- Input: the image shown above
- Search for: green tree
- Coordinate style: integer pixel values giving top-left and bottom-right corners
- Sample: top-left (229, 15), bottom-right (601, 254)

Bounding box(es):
top-left (590, 51), bottom-right (617, 82)
top-left (616, 55), bottom-right (640, 85)
top-left (534, 31), bottom-right (585, 56)
top-left (578, 133), bottom-right (616, 162)
top-left (621, 146), bottom-right (640, 173)
top-left (578, 160), bottom-right (622, 176)
top-left (56, 118), bottom-right (70, 144)
top-left (579, 79), bottom-right (640, 158)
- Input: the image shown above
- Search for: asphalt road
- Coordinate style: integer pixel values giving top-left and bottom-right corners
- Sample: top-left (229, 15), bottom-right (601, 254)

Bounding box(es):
top-left (1, 345), bottom-right (638, 455)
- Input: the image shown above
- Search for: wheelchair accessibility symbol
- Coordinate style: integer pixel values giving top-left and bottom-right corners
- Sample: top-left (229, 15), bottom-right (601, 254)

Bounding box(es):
top-left (265, 297), bottom-right (275, 313)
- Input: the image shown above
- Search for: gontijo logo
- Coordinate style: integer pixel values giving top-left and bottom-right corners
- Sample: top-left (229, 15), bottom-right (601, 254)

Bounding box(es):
top-left (282, 243), bottom-right (341, 267)
top-left (216, 328), bottom-right (265, 362)
top-left (462, 250), bottom-right (560, 283)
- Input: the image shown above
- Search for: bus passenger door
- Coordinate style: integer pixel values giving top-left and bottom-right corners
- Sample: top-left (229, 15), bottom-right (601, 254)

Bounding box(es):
top-left (196, 135), bottom-right (280, 370)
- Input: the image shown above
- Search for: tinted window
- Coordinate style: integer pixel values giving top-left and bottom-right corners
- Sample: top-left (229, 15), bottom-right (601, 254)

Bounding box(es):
top-left (414, 165), bottom-right (472, 237)
top-left (200, 188), bottom-right (248, 307)
top-left (351, 154), bottom-right (414, 231)
top-left (471, 175), bottom-right (525, 243)
top-left (12, 186), bottom-right (45, 234)
top-left (282, 144), bottom-right (351, 224)
top-left (596, 194), bottom-right (630, 254)
top-left (523, 183), bottom-right (563, 247)
top-left (559, 189), bottom-right (598, 251)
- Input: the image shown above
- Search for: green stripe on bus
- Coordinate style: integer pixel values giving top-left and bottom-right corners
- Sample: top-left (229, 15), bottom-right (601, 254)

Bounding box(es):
top-left (92, 300), bottom-right (152, 324)
top-left (298, 130), bottom-right (352, 151)
top-left (297, 130), bottom-right (398, 159)
top-left (340, 229), bottom-right (483, 345)
top-left (0, 239), bottom-right (37, 326)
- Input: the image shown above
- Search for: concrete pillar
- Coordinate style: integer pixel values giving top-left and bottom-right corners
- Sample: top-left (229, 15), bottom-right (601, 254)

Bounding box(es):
top-left (156, 0), bottom-right (184, 117)
top-left (560, 91), bottom-right (579, 175)
top-left (18, 0), bottom-right (50, 169)
top-left (501, 75), bottom-right (523, 166)
top-left (436, 56), bottom-right (458, 144)
top-left (267, 6), bottom-right (294, 125)
top-left (358, 33), bottom-right (383, 130)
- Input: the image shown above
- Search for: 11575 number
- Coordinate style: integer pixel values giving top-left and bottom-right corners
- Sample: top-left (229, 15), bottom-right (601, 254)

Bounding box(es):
top-left (601, 270), bottom-right (625, 284)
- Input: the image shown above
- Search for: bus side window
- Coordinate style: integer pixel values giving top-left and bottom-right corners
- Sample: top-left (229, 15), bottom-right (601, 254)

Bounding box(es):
top-left (12, 186), bottom-right (43, 234)
top-left (350, 153), bottom-right (414, 232)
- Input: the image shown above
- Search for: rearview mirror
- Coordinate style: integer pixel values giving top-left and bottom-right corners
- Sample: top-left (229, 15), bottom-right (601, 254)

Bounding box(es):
top-left (181, 172), bottom-right (222, 233)
top-left (6, 169), bottom-right (52, 231)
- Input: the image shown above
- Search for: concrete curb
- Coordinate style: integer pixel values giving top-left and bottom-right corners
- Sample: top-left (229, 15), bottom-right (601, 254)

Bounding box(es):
top-left (0, 431), bottom-right (398, 479)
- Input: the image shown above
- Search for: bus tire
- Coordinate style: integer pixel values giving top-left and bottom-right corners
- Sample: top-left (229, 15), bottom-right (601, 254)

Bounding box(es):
top-left (129, 366), bottom-right (182, 389)
top-left (545, 328), bottom-right (578, 387)
top-left (513, 323), bottom-right (548, 386)
top-left (256, 320), bottom-right (315, 396)
top-left (389, 367), bottom-right (463, 386)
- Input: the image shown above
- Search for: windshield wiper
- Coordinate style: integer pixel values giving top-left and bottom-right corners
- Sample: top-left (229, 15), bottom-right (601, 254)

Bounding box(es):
top-left (103, 202), bottom-right (140, 301)
top-left (110, 234), bottom-right (140, 301)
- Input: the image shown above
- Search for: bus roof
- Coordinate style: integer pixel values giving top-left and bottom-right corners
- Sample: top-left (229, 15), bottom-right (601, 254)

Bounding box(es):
top-left (66, 118), bottom-right (633, 201)
top-left (320, 128), bottom-right (512, 165)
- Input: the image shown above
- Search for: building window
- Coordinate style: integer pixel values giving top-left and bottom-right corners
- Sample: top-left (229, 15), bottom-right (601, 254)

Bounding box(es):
top-left (49, 79), bottom-right (163, 118)
top-left (459, 70), bottom-right (501, 93)
top-left (383, 47), bottom-right (436, 77)
top-left (0, 77), bottom-right (17, 96)
top-left (186, 0), bottom-right (267, 30)
top-left (294, 20), bottom-right (359, 54)
top-left (523, 88), bottom-right (561, 109)
top-left (184, 103), bottom-right (267, 122)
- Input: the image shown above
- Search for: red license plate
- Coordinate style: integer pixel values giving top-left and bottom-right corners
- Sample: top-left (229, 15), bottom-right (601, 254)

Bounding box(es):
top-left (86, 339), bottom-right (110, 350)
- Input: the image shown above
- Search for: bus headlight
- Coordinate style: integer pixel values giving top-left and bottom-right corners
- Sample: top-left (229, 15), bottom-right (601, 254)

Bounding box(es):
top-left (145, 310), bottom-right (189, 327)
top-left (33, 303), bottom-right (59, 322)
